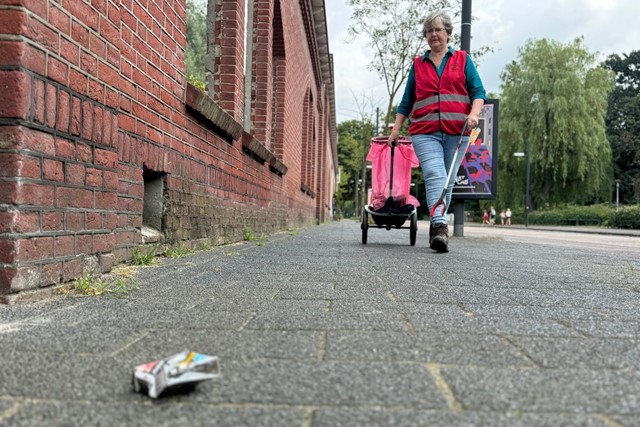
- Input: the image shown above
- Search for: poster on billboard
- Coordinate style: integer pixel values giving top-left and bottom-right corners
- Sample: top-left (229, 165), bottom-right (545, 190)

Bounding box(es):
top-left (452, 99), bottom-right (499, 199)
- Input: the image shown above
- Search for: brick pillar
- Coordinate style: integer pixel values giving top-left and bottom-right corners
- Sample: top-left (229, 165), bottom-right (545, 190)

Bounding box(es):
top-left (250, 0), bottom-right (274, 147)
top-left (212, 0), bottom-right (247, 122)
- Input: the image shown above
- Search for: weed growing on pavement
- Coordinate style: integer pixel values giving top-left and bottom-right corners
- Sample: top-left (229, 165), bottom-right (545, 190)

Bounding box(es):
top-left (287, 228), bottom-right (299, 236)
top-left (131, 246), bottom-right (157, 266)
top-left (243, 228), bottom-right (257, 241)
top-left (63, 273), bottom-right (140, 298)
top-left (164, 244), bottom-right (195, 258)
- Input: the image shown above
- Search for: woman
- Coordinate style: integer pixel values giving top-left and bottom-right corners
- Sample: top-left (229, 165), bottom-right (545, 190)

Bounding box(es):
top-left (388, 9), bottom-right (486, 253)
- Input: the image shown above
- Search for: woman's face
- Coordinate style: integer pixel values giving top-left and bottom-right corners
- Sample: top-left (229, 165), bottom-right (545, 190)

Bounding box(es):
top-left (426, 18), bottom-right (448, 50)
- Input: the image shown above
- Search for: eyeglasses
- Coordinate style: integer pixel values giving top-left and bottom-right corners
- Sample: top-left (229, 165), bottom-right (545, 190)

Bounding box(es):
top-left (426, 27), bottom-right (446, 34)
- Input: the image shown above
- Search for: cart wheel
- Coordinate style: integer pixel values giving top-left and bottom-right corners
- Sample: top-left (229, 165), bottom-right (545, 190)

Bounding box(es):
top-left (361, 210), bottom-right (368, 244)
top-left (409, 212), bottom-right (417, 246)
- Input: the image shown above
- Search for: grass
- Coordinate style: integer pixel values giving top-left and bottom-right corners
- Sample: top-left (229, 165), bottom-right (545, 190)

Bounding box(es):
top-left (131, 246), bottom-right (156, 266)
top-left (164, 244), bottom-right (195, 258)
top-left (62, 273), bottom-right (140, 299)
top-left (243, 228), bottom-right (257, 241)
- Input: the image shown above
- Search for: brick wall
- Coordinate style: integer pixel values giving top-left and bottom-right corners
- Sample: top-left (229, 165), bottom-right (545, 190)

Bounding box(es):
top-left (0, 0), bottom-right (336, 302)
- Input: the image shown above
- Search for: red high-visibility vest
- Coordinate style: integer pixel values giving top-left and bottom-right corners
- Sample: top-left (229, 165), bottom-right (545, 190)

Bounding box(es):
top-left (408, 51), bottom-right (471, 136)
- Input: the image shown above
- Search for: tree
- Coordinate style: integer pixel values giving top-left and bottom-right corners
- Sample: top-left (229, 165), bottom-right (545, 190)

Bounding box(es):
top-left (497, 38), bottom-right (615, 211)
top-left (337, 120), bottom-right (376, 216)
top-left (603, 50), bottom-right (640, 204)
top-left (185, 0), bottom-right (207, 87)
top-left (345, 0), bottom-right (492, 126)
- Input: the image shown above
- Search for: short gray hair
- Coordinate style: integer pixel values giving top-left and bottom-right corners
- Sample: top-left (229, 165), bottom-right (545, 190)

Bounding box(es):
top-left (422, 9), bottom-right (453, 38)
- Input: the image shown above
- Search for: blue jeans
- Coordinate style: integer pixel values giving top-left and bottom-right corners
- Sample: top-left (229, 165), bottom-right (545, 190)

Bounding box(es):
top-left (412, 132), bottom-right (468, 225)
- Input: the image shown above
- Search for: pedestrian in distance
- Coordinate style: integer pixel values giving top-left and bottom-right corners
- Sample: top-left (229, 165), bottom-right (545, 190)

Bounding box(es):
top-left (489, 206), bottom-right (496, 225)
top-left (482, 209), bottom-right (489, 225)
top-left (500, 209), bottom-right (506, 225)
top-left (506, 207), bottom-right (512, 225)
top-left (388, 9), bottom-right (486, 253)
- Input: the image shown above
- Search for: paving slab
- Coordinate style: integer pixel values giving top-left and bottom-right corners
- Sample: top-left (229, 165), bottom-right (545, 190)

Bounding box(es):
top-left (1, 219), bottom-right (640, 425)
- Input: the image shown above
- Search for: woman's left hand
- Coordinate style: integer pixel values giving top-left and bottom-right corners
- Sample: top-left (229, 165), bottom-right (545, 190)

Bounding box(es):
top-left (467, 114), bottom-right (479, 128)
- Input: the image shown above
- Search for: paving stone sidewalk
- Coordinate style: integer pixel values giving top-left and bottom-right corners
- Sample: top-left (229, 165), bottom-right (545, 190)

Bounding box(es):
top-left (1, 220), bottom-right (640, 426)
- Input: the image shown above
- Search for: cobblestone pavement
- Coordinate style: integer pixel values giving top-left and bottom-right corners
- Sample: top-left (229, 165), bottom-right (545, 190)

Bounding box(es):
top-left (1, 220), bottom-right (640, 426)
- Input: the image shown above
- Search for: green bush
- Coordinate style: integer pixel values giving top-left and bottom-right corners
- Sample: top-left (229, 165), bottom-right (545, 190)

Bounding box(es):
top-left (528, 204), bottom-right (614, 226)
top-left (609, 205), bottom-right (640, 229)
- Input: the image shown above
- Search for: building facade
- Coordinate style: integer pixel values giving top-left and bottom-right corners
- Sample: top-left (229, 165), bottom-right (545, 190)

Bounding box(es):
top-left (0, 0), bottom-right (337, 303)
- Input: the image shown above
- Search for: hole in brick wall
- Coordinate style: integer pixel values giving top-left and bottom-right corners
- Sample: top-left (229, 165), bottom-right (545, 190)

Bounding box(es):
top-left (142, 169), bottom-right (166, 238)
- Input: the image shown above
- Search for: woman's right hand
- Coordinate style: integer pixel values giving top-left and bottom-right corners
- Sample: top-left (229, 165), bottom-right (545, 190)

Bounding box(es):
top-left (388, 128), bottom-right (400, 146)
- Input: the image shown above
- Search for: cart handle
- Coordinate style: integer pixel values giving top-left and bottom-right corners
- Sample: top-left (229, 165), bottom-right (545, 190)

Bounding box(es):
top-left (370, 136), bottom-right (412, 145)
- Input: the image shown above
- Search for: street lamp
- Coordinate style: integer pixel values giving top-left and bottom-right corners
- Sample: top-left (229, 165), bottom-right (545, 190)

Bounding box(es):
top-left (513, 151), bottom-right (530, 226)
top-left (615, 179), bottom-right (621, 209)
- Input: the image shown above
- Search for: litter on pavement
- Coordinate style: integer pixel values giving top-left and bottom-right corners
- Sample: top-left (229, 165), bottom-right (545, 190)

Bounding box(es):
top-left (132, 351), bottom-right (221, 398)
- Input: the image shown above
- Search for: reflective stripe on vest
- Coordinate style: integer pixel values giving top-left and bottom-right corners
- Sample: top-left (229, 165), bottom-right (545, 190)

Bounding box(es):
top-left (411, 94), bottom-right (470, 114)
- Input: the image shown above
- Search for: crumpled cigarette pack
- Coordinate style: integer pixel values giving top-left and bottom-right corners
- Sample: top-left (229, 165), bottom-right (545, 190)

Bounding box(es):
top-left (132, 351), bottom-right (221, 398)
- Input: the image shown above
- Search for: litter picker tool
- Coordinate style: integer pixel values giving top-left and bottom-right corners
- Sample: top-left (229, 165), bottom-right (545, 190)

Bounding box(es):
top-left (429, 121), bottom-right (481, 218)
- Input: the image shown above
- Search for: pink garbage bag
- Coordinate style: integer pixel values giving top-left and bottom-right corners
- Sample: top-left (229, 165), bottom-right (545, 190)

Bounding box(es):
top-left (366, 137), bottom-right (420, 210)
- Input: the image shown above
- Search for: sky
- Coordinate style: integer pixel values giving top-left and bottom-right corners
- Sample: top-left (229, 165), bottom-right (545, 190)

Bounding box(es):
top-left (325, 0), bottom-right (640, 123)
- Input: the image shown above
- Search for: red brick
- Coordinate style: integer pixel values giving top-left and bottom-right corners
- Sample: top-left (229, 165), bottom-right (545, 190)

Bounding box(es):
top-left (45, 83), bottom-right (58, 129)
top-left (0, 71), bottom-right (31, 119)
top-left (93, 0), bottom-right (107, 17)
top-left (69, 68), bottom-right (87, 94)
top-left (56, 186), bottom-right (93, 209)
top-left (71, 96), bottom-right (82, 136)
top-left (57, 91), bottom-right (71, 134)
top-left (77, 142), bottom-right (92, 163)
top-left (94, 191), bottom-right (117, 210)
top-left (15, 237), bottom-right (54, 261)
top-left (82, 100), bottom-right (94, 141)
top-left (65, 211), bottom-right (85, 231)
top-left (80, 50), bottom-right (98, 76)
top-left (86, 211), bottom-right (102, 229)
top-left (42, 211), bottom-right (64, 231)
top-left (86, 167), bottom-right (102, 187)
top-left (99, 253), bottom-right (114, 273)
top-left (89, 32), bottom-right (107, 59)
top-left (61, 37), bottom-right (80, 68)
top-left (65, 162), bottom-right (84, 185)
top-left (0, 238), bottom-right (16, 263)
top-left (92, 105), bottom-right (103, 143)
top-left (0, 266), bottom-right (18, 290)
top-left (102, 212), bottom-right (117, 229)
top-left (32, 78), bottom-right (45, 125)
top-left (0, 210), bottom-right (39, 233)
top-left (0, 181), bottom-right (55, 207)
top-left (0, 9), bottom-right (27, 37)
top-left (71, 20), bottom-right (89, 48)
top-left (93, 233), bottom-right (115, 253)
top-left (88, 78), bottom-right (105, 104)
top-left (41, 262), bottom-right (62, 286)
top-left (46, 55), bottom-right (69, 86)
top-left (54, 234), bottom-right (75, 257)
top-left (49, 4), bottom-right (71, 34)
top-left (0, 153), bottom-right (40, 179)
top-left (94, 148), bottom-right (117, 168)
top-left (64, 0), bottom-right (98, 31)
top-left (0, 41), bottom-right (46, 75)
top-left (103, 171), bottom-right (118, 190)
top-left (43, 159), bottom-right (64, 182)
top-left (63, 258), bottom-right (83, 281)
top-left (76, 233), bottom-right (92, 253)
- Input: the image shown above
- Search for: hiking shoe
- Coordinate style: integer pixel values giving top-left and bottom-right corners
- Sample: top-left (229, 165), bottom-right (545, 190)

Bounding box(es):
top-left (430, 223), bottom-right (449, 253)
top-left (428, 223), bottom-right (434, 245)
